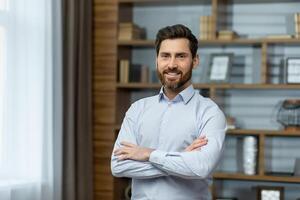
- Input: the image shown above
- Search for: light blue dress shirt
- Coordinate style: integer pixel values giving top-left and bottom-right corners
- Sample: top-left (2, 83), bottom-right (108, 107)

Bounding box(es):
top-left (111, 84), bottom-right (227, 200)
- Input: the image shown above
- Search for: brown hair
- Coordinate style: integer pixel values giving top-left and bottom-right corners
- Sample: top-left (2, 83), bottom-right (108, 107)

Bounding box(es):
top-left (155, 24), bottom-right (198, 58)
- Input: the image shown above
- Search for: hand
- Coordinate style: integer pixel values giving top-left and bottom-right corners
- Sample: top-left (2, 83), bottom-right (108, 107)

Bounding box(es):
top-left (114, 141), bottom-right (154, 161)
top-left (184, 136), bottom-right (208, 152)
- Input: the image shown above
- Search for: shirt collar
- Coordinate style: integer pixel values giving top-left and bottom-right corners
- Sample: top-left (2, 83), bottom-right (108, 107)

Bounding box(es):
top-left (158, 84), bottom-right (195, 104)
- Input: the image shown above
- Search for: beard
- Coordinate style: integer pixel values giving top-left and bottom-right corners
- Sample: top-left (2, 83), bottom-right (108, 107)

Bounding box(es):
top-left (157, 64), bottom-right (193, 91)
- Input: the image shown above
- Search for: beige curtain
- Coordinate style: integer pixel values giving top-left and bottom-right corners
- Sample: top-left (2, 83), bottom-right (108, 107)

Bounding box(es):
top-left (62, 0), bottom-right (93, 199)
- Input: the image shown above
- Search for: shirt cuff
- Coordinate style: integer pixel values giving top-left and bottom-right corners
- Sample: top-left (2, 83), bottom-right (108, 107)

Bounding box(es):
top-left (149, 150), bottom-right (168, 166)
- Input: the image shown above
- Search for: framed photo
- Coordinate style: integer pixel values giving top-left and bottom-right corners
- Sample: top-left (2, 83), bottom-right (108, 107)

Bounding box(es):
top-left (256, 186), bottom-right (284, 200)
top-left (285, 57), bottom-right (300, 84)
top-left (208, 53), bottom-right (233, 83)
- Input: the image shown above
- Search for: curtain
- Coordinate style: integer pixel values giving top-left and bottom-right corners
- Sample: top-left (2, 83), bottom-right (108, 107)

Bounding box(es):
top-left (0, 0), bottom-right (62, 200)
top-left (62, 0), bottom-right (93, 199)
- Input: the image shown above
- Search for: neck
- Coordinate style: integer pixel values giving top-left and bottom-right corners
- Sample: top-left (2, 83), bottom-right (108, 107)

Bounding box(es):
top-left (163, 81), bottom-right (191, 100)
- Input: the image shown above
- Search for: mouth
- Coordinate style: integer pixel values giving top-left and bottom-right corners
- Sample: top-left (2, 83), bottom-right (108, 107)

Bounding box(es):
top-left (164, 71), bottom-right (181, 81)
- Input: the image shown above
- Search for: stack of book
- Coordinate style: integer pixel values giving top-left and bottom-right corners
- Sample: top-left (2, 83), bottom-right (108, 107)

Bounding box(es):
top-left (218, 30), bottom-right (238, 40)
top-left (199, 16), bottom-right (215, 40)
top-left (119, 59), bottom-right (150, 83)
top-left (295, 13), bottom-right (300, 38)
top-left (118, 23), bottom-right (146, 40)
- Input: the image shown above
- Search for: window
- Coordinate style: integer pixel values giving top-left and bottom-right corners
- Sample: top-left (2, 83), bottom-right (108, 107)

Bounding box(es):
top-left (0, 0), bottom-right (7, 166)
top-left (0, 0), bottom-right (60, 199)
top-left (0, 26), bottom-right (4, 165)
top-left (0, 0), bottom-right (8, 11)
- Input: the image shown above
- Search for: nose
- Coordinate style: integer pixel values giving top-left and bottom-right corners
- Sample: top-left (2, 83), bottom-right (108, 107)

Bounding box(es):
top-left (168, 57), bottom-right (178, 69)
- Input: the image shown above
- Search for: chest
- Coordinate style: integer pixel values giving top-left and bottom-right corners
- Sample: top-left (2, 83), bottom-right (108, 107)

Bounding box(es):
top-left (136, 103), bottom-right (200, 151)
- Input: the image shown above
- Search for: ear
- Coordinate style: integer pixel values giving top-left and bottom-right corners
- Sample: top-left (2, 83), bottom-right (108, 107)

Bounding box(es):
top-left (192, 54), bottom-right (199, 69)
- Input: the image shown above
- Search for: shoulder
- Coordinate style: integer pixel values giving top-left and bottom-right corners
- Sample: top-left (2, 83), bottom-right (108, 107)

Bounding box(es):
top-left (194, 93), bottom-right (225, 118)
top-left (194, 94), bottom-right (227, 130)
top-left (127, 94), bottom-right (159, 115)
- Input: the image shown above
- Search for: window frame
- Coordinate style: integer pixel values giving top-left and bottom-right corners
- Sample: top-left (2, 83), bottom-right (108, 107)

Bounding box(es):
top-left (0, 0), bottom-right (9, 170)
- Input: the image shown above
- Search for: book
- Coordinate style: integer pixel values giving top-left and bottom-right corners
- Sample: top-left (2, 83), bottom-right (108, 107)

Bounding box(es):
top-left (129, 64), bottom-right (149, 83)
top-left (218, 30), bottom-right (238, 40)
top-left (295, 13), bottom-right (300, 38)
top-left (199, 16), bottom-right (207, 40)
top-left (140, 65), bottom-right (149, 83)
top-left (129, 64), bottom-right (142, 82)
top-left (118, 23), bottom-right (146, 40)
top-left (119, 59), bottom-right (129, 83)
top-left (199, 16), bottom-right (214, 40)
top-left (265, 34), bottom-right (294, 39)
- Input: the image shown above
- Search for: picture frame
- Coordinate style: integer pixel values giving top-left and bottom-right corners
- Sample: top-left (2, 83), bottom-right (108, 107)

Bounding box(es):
top-left (284, 57), bottom-right (300, 84)
top-left (294, 158), bottom-right (300, 176)
top-left (256, 186), bottom-right (284, 200)
top-left (207, 53), bottom-right (233, 83)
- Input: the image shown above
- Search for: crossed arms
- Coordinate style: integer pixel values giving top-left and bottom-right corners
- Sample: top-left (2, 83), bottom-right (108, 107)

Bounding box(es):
top-left (111, 103), bottom-right (226, 180)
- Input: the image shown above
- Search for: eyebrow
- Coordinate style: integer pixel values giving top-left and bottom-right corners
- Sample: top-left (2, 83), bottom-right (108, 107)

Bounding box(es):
top-left (159, 52), bottom-right (189, 56)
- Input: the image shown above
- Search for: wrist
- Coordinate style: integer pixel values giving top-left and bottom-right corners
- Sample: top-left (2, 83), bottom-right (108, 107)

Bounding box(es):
top-left (146, 148), bottom-right (155, 161)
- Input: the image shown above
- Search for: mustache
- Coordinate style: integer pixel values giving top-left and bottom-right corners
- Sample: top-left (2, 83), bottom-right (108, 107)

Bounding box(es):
top-left (163, 69), bottom-right (182, 74)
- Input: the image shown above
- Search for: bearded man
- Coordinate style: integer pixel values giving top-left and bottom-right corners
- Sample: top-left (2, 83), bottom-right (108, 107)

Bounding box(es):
top-left (111, 24), bottom-right (226, 200)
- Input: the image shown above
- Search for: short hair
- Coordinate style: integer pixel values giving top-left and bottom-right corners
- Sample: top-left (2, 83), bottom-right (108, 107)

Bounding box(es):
top-left (155, 24), bottom-right (198, 58)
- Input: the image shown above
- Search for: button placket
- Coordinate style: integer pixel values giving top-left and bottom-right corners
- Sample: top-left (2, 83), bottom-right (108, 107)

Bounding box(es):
top-left (158, 102), bottom-right (171, 146)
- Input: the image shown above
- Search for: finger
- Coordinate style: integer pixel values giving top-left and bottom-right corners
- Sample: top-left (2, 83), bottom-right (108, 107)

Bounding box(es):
top-left (191, 147), bottom-right (202, 151)
top-left (194, 139), bottom-right (208, 146)
top-left (195, 138), bottom-right (208, 144)
top-left (195, 137), bottom-right (208, 142)
top-left (185, 138), bottom-right (208, 152)
top-left (190, 138), bottom-right (206, 146)
top-left (114, 149), bottom-right (125, 156)
top-left (114, 146), bottom-right (133, 156)
top-left (185, 143), bottom-right (198, 151)
top-left (184, 146), bottom-right (192, 152)
top-left (193, 138), bottom-right (208, 145)
top-left (114, 147), bottom-right (124, 154)
top-left (117, 154), bottom-right (128, 160)
top-left (192, 136), bottom-right (206, 142)
top-left (191, 141), bottom-right (207, 149)
top-left (121, 141), bottom-right (136, 147)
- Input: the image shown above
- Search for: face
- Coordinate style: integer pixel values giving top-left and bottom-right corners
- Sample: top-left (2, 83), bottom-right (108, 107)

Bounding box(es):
top-left (156, 38), bottom-right (199, 91)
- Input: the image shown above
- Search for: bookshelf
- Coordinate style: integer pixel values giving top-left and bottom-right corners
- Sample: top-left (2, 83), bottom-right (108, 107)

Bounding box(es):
top-left (118, 38), bottom-right (300, 46)
top-left (116, 83), bottom-right (300, 90)
top-left (213, 172), bottom-right (300, 183)
top-left (92, 0), bottom-right (300, 199)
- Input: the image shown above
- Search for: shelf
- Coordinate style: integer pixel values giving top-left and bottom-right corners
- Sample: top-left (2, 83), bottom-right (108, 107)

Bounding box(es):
top-left (117, 83), bottom-right (161, 89)
top-left (264, 38), bottom-right (300, 44)
top-left (118, 0), bottom-right (299, 4)
top-left (114, 125), bottom-right (300, 137)
top-left (227, 129), bottom-right (300, 137)
top-left (118, 0), bottom-right (178, 3)
top-left (213, 172), bottom-right (300, 183)
top-left (116, 83), bottom-right (300, 90)
top-left (118, 0), bottom-right (206, 3)
top-left (117, 38), bottom-right (300, 47)
top-left (118, 39), bottom-right (154, 47)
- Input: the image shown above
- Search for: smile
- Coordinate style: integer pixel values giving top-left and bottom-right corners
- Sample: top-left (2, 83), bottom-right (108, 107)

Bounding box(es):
top-left (164, 72), bottom-right (181, 80)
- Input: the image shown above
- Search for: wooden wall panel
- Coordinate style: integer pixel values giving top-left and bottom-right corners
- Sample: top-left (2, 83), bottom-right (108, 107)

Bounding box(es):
top-left (92, 0), bottom-right (117, 199)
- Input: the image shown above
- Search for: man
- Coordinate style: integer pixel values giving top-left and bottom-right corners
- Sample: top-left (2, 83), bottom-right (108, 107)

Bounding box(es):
top-left (111, 24), bottom-right (226, 200)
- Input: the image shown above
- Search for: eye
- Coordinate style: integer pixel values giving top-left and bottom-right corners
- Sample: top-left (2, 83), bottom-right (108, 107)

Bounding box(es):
top-left (160, 54), bottom-right (169, 59)
top-left (177, 54), bottom-right (186, 59)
